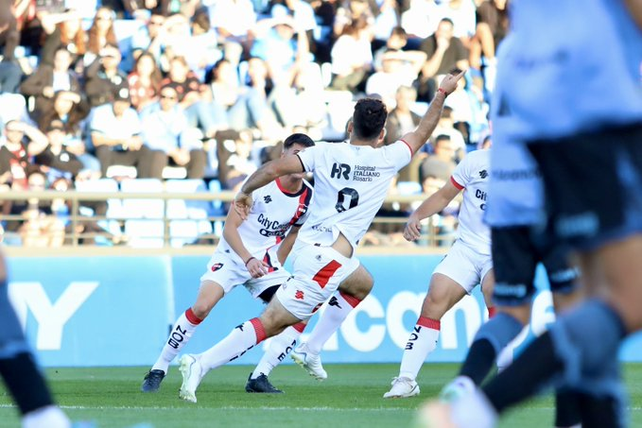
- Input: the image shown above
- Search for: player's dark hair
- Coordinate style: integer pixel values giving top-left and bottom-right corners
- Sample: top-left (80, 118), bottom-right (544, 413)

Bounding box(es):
top-left (352, 98), bottom-right (388, 140)
top-left (435, 134), bottom-right (451, 143)
top-left (440, 17), bottom-right (455, 27)
top-left (283, 133), bottom-right (315, 149)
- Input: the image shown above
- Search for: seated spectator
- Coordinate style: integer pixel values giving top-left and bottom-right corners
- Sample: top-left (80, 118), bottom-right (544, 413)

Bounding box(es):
top-left (333, 0), bottom-right (376, 40)
top-left (384, 86), bottom-right (424, 182)
top-left (20, 48), bottom-right (83, 122)
top-left (90, 88), bottom-right (157, 178)
top-left (83, 7), bottom-right (118, 68)
top-left (420, 134), bottom-right (458, 184)
top-left (9, 168), bottom-right (66, 248)
top-left (430, 106), bottom-right (467, 158)
top-left (0, 120), bottom-right (49, 190)
top-left (330, 17), bottom-right (373, 93)
top-left (128, 51), bottom-right (162, 112)
top-left (365, 50), bottom-right (425, 109)
top-left (34, 120), bottom-right (84, 182)
top-left (271, 0), bottom-right (319, 59)
top-left (0, 3), bottom-right (22, 93)
top-left (160, 55), bottom-right (201, 110)
top-left (250, 15), bottom-right (310, 87)
top-left (437, 0), bottom-right (476, 44)
top-left (38, 8), bottom-right (87, 68)
top-left (186, 8), bottom-right (222, 81)
top-left (85, 43), bottom-right (129, 107)
top-left (219, 131), bottom-right (257, 190)
top-left (140, 84), bottom-right (207, 179)
top-left (416, 18), bottom-right (469, 102)
top-left (131, 12), bottom-right (166, 62)
top-left (470, 0), bottom-right (508, 92)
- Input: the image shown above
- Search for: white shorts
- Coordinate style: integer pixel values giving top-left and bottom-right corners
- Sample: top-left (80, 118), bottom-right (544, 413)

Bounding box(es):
top-left (432, 240), bottom-right (493, 293)
top-left (200, 250), bottom-right (292, 299)
top-left (275, 243), bottom-right (360, 320)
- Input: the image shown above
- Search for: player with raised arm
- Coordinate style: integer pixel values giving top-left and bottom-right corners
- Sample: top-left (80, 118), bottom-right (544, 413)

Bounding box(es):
top-left (141, 134), bottom-right (317, 394)
top-left (383, 147), bottom-right (493, 399)
top-left (421, 0), bottom-right (642, 426)
top-left (175, 70), bottom-right (466, 403)
top-left (0, 251), bottom-right (71, 428)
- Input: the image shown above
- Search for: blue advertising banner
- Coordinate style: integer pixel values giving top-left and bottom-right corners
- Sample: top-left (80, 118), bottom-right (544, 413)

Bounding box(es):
top-left (7, 254), bottom-right (642, 367)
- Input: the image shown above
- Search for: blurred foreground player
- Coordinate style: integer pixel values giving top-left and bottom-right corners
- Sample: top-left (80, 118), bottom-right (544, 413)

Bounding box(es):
top-left (0, 251), bottom-right (71, 428)
top-left (421, 0), bottom-right (642, 426)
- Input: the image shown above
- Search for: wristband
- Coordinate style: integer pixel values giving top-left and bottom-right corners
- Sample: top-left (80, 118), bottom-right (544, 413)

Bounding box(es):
top-left (438, 88), bottom-right (447, 97)
top-left (244, 256), bottom-right (256, 266)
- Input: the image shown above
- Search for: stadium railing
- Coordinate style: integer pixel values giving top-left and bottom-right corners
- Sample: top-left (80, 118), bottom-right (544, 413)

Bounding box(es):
top-left (0, 190), bottom-right (455, 249)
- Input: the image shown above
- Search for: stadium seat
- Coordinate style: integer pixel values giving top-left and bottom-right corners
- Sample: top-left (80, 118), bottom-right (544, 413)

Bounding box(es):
top-left (74, 178), bottom-right (122, 236)
top-left (121, 179), bottom-right (165, 247)
top-left (165, 180), bottom-right (213, 247)
top-left (397, 181), bottom-right (423, 195)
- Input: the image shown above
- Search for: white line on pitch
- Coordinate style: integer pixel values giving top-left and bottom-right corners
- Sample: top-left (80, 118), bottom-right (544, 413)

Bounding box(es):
top-left (0, 404), bottom-right (412, 412)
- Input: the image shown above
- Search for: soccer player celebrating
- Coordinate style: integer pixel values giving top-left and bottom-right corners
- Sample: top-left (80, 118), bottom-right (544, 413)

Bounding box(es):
top-left (0, 251), bottom-right (71, 428)
top-left (421, 0), bottom-right (642, 426)
top-left (383, 147), bottom-right (493, 399)
top-left (141, 134), bottom-right (317, 394)
top-left (175, 70), bottom-right (466, 403)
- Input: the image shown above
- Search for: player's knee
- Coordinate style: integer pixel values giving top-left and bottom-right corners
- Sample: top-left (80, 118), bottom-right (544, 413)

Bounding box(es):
top-left (191, 301), bottom-right (215, 320)
top-left (421, 291), bottom-right (448, 320)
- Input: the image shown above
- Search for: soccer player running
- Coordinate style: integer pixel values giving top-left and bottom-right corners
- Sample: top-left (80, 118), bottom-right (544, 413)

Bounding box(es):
top-left (383, 147), bottom-right (494, 399)
top-left (0, 251), bottom-right (71, 428)
top-left (421, 0), bottom-right (642, 426)
top-left (142, 134), bottom-right (321, 394)
top-left (175, 70), bottom-right (465, 403)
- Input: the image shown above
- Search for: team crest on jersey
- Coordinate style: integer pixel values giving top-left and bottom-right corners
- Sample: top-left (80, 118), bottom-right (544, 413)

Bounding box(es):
top-left (263, 195), bottom-right (272, 203)
top-left (211, 262), bottom-right (224, 272)
top-left (479, 170), bottom-right (488, 179)
top-left (295, 290), bottom-right (304, 300)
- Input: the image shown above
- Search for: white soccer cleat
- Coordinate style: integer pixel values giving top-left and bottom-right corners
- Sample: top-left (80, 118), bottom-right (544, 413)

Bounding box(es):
top-left (290, 344), bottom-right (328, 381)
top-left (179, 354), bottom-right (204, 403)
top-left (383, 376), bottom-right (420, 398)
top-left (439, 376), bottom-right (475, 402)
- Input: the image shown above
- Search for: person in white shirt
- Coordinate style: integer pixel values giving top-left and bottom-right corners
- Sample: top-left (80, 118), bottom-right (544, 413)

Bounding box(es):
top-left (175, 70), bottom-right (465, 403)
top-left (383, 148), bottom-right (493, 398)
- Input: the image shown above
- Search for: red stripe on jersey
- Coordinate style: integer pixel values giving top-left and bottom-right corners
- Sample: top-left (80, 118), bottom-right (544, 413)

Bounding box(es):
top-left (339, 291), bottom-right (362, 308)
top-left (488, 307), bottom-right (497, 318)
top-left (400, 139), bottom-right (414, 156)
top-left (417, 316), bottom-right (441, 330)
top-left (450, 176), bottom-right (464, 190)
top-left (292, 322), bottom-right (306, 333)
top-left (285, 187), bottom-right (311, 228)
top-left (262, 252), bottom-right (276, 273)
top-left (312, 260), bottom-right (342, 288)
top-left (250, 317), bottom-right (267, 343)
top-left (185, 308), bottom-right (203, 325)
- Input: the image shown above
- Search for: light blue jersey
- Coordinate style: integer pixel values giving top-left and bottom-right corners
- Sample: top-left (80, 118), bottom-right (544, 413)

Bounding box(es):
top-left (497, 0), bottom-right (642, 141)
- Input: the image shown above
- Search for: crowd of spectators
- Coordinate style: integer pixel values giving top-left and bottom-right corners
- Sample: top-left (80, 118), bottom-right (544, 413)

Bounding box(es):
top-left (0, 0), bottom-right (505, 246)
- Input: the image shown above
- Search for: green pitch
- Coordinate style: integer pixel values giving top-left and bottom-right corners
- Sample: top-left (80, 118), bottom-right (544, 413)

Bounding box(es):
top-left (2, 364), bottom-right (642, 427)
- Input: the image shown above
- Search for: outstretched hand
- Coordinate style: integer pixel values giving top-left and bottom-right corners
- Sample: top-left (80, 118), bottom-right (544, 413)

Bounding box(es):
top-left (233, 192), bottom-right (253, 220)
top-left (439, 69), bottom-right (467, 95)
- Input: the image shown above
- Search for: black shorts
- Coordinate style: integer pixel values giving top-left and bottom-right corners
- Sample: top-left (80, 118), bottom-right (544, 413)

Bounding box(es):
top-left (492, 226), bottom-right (579, 306)
top-left (528, 123), bottom-right (642, 251)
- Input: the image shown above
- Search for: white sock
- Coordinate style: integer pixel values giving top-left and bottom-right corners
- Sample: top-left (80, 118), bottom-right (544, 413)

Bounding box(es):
top-left (251, 322), bottom-right (305, 379)
top-left (399, 316), bottom-right (441, 381)
top-left (198, 318), bottom-right (267, 372)
top-left (306, 292), bottom-right (362, 354)
top-left (152, 308), bottom-right (202, 373)
top-left (23, 405), bottom-right (70, 428)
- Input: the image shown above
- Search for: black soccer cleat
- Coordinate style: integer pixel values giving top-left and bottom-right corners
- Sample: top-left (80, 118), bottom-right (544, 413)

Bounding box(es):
top-left (245, 372), bottom-right (284, 394)
top-left (141, 369), bottom-right (165, 392)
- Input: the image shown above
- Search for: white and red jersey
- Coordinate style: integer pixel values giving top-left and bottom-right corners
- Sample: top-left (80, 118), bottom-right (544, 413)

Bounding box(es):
top-left (450, 149), bottom-right (491, 255)
top-left (217, 178), bottom-right (313, 265)
top-left (296, 140), bottom-right (412, 250)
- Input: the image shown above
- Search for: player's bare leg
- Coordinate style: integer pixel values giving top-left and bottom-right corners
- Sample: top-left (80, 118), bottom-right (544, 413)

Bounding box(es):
top-left (142, 281), bottom-right (224, 392)
top-left (180, 296), bottom-right (301, 402)
top-left (292, 265), bottom-right (374, 380)
top-left (384, 273), bottom-right (467, 398)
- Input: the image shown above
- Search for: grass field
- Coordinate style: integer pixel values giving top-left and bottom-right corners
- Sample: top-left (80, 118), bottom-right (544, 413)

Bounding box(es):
top-left (1, 363), bottom-right (641, 427)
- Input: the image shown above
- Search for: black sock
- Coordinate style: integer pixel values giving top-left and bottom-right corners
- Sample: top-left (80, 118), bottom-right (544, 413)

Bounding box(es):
top-left (482, 332), bottom-right (564, 414)
top-left (555, 390), bottom-right (581, 427)
top-left (458, 339), bottom-right (497, 385)
top-left (579, 393), bottom-right (625, 428)
top-left (0, 352), bottom-right (54, 415)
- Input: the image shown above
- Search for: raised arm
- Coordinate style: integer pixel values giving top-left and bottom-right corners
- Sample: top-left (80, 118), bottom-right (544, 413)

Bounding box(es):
top-left (403, 179), bottom-right (461, 241)
top-left (401, 70), bottom-right (466, 154)
top-left (233, 155), bottom-right (305, 219)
